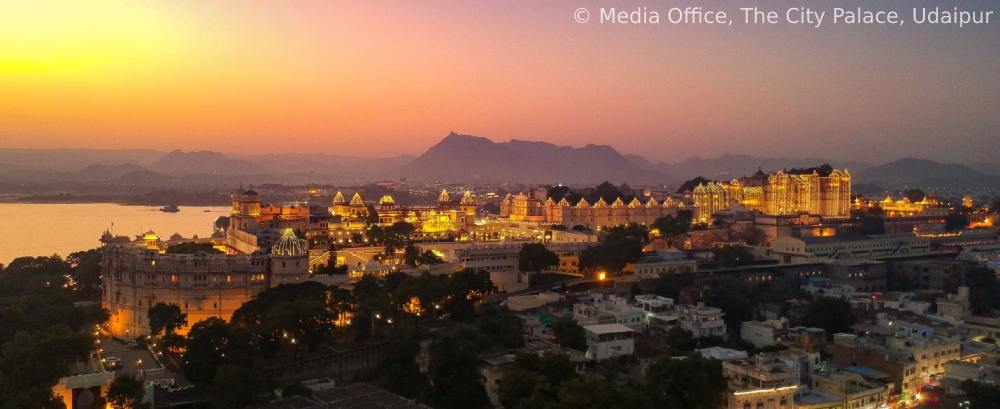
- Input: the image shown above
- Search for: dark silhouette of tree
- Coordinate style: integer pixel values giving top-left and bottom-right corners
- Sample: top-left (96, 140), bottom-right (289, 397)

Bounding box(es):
top-left (945, 212), bottom-right (970, 231)
top-left (965, 268), bottom-right (1000, 315)
top-left (857, 213), bottom-right (885, 235)
top-left (373, 328), bottom-right (429, 399)
top-left (645, 354), bottom-right (726, 409)
top-left (961, 380), bottom-right (1000, 409)
top-left (652, 210), bottom-right (693, 247)
top-left (703, 283), bottom-right (754, 333)
top-left (579, 225), bottom-right (647, 275)
top-left (477, 306), bottom-right (524, 349)
top-left (66, 249), bottom-right (103, 300)
top-left (802, 297), bottom-right (855, 336)
top-left (551, 316), bottom-right (586, 351)
top-left (712, 245), bottom-right (755, 268)
top-left (147, 303), bottom-right (187, 349)
top-left (518, 243), bottom-right (559, 283)
top-left (427, 329), bottom-right (491, 409)
top-left (165, 242), bottom-right (223, 254)
top-left (106, 374), bottom-right (146, 409)
top-left (903, 189), bottom-right (926, 203)
top-left (664, 327), bottom-right (696, 352)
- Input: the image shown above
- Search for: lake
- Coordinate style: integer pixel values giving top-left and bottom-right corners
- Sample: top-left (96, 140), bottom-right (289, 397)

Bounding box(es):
top-left (0, 203), bottom-right (230, 265)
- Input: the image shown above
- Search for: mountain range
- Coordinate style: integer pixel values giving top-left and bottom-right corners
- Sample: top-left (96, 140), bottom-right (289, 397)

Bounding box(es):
top-left (2, 134), bottom-right (999, 196)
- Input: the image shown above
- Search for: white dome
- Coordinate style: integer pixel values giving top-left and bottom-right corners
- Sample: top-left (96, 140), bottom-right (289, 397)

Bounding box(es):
top-left (271, 228), bottom-right (307, 257)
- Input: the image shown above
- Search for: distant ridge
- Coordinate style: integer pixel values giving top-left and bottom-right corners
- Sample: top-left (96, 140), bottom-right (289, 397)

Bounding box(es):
top-left (152, 150), bottom-right (261, 175)
top-left (391, 132), bottom-right (665, 184)
top-left (854, 157), bottom-right (1000, 189)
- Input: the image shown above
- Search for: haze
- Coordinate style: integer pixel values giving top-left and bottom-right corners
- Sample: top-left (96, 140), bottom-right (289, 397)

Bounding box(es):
top-left (1, 0), bottom-right (998, 163)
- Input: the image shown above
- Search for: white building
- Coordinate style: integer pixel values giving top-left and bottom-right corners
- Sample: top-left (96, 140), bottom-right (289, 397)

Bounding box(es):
top-left (584, 323), bottom-right (635, 361)
top-left (699, 346), bottom-right (749, 362)
top-left (632, 249), bottom-right (697, 280)
top-left (741, 319), bottom-right (787, 348)
top-left (771, 234), bottom-right (930, 262)
top-left (572, 294), bottom-right (644, 330)
top-left (678, 304), bottom-right (727, 338)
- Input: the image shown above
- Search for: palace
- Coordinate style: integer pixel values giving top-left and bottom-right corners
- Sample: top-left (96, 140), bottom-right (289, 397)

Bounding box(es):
top-left (229, 187), bottom-right (480, 244)
top-left (101, 227), bottom-right (310, 338)
top-left (692, 166), bottom-right (851, 222)
top-left (500, 189), bottom-right (684, 229)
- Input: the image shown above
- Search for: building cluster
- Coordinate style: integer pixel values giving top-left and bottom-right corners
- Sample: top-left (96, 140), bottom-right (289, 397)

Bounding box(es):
top-left (499, 167), bottom-right (852, 229)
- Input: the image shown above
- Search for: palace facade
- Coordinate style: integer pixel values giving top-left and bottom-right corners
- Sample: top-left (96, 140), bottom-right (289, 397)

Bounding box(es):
top-left (692, 167), bottom-right (851, 222)
top-left (101, 227), bottom-right (310, 338)
top-left (500, 191), bottom-right (684, 229)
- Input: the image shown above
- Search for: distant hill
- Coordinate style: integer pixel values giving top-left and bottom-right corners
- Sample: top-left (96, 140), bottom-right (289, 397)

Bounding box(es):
top-left (652, 154), bottom-right (871, 184)
top-left (0, 148), bottom-right (163, 172)
top-left (152, 150), bottom-right (261, 175)
top-left (854, 158), bottom-right (1000, 189)
top-left (74, 163), bottom-right (149, 181)
top-left (392, 133), bottom-right (665, 184)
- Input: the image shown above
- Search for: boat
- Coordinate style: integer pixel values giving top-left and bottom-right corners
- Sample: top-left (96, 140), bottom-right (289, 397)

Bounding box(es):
top-left (160, 205), bottom-right (180, 213)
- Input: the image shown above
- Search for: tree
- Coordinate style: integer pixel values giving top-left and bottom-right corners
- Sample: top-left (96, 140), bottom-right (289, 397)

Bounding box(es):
top-left (183, 318), bottom-right (230, 385)
top-left (961, 380), bottom-right (1000, 409)
top-left (965, 268), bottom-right (1000, 316)
top-left (711, 246), bottom-right (755, 268)
top-left (147, 303), bottom-right (187, 350)
top-left (703, 283), bottom-right (754, 333)
top-left (549, 378), bottom-right (653, 409)
top-left (427, 329), bottom-right (491, 409)
top-left (654, 272), bottom-right (694, 299)
top-left (802, 297), bottom-right (855, 335)
top-left (857, 213), bottom-right (885, 235)
top-left (231, 282), bottom-right (335, 354)
top-left (477, 306), bottom-right (524, 349)
top-left (645, 354), bottom-right (726, 409)
top-left (106, 374), bottom-right (146, 409)
top-left (903, 189), bottom-right (926, 203)
top-left (946, 212), bottom-right (970, 231)
top-left (313, 262), bottom-right (347, 275)
top-left (551, 316), bottom-right (586, 351)
top-left (579, 225), bottom-right (647, 274)
top-left (210, 364), bottom-right (261, 408)
top-left (447, 269), bottom-right (495, 320)
top-left (66, 249), bottom-right (103, 300)
top-left (664, 327), bottom-right (696, 352)
top-left (652, 210), bottom-right (693, 247)
top-left (373, 328), bottom-right (429, 399)
top-left (518, 243), bottom-right (560, 283)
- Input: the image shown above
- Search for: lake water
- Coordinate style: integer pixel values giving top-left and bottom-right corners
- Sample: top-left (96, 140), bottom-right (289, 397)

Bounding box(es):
top-left (0, 203), bottom-right (230, 265)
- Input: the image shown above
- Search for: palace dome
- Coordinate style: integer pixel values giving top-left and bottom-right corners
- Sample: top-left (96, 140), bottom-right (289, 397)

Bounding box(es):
top-left (272, 228), bottom-right (307, 257)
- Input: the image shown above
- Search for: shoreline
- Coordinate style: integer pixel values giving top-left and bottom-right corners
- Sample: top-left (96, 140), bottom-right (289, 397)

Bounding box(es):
top-left (0, 193), bottom-right (230, 207)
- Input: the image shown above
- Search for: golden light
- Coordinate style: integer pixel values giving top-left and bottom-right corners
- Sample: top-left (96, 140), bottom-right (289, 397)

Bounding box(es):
top-left (403, 296), bottom-right (424, 316)
top-left (597, 272), bottom-right (607, 281)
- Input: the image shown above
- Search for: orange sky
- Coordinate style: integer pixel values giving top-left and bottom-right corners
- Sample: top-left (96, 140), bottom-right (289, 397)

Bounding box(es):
top-left (2, 0), bottom-right (998, 163)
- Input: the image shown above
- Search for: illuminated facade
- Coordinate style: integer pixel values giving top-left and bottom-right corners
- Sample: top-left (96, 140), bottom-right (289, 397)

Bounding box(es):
top-left (376, 189), bottom-right (478, 236)
top-left (692, 167), bottom-right (851, 222)
top-left (500, 192), bottom-right (683, 229)
top-left (101, 225), bottom-right (310, 339)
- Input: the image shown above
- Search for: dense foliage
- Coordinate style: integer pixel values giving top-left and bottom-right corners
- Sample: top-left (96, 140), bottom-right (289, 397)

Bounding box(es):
top-left (0, 253), bottom-right (107, 407)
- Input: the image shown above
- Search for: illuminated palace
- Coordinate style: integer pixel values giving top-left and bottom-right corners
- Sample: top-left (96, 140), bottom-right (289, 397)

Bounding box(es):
top-left (500, 189), bottom-right (684, 229)
top-left (373, 189), bottom-right (478, 235)
top-left (231, 187), bottom-right (479, 243)
top-left (692, 167), bottom-right (851, 222)
top-left (101, 227), bottom-right (310, 338)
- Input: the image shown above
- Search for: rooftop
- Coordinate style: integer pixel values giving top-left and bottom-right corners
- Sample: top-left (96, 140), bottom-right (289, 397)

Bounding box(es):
top-left (583, 323), bottom-right (633, 335)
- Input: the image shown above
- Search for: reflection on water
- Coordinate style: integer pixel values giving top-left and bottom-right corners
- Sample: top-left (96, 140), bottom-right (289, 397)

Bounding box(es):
top-left (0, 203), bottom-right (229, 265)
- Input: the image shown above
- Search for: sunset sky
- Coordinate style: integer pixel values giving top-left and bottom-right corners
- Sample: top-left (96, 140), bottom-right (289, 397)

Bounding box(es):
top-left (1, 0), bottom-right (998, 163)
